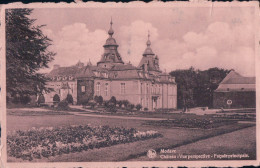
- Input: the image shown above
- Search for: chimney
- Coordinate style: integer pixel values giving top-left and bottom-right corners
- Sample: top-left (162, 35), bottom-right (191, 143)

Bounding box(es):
top-left (53, 64), bottom-right (60, 70)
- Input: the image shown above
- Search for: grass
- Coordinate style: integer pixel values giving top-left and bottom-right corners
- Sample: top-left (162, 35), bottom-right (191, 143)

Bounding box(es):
top-left (7, 110), bottom-right (71, 116)
top-left (7, 109), bottom-right (256, 162)
top-left (133, 126), bottom-right (256, 161)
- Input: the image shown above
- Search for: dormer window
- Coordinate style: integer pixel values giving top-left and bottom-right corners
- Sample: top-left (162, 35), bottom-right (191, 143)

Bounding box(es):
top-left (138, 72), bottom-right (143, 78)
top-left (145, 73), bottom-right (149, 78)
top-left (69, 76), bottom-right (73, 80)
top-left (57, 76), bottom-right (61, 81)
top-left (94, 71), bottom-right (100, 77)
top-left (63, 77), bottom-right (67, 80)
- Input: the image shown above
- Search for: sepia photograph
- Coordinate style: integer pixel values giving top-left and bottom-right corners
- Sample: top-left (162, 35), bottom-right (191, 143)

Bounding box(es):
top-left (1, 2), bottom-right (259, 166)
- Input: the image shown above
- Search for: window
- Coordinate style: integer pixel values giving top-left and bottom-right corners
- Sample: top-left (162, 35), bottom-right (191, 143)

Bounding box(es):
top-left (81, 86), bottom-right (86, 93)
top-left (146, 98), bottom-right (149, 108)
top-left (96, 83), bottom-right (100, 96)
top-left (146, 84), bottom-right (149, 94)
top-left (120, 83), bottom-right (126, 94)
top-left (105, 83), bottom-right (109, 96)
top-left (141, 98), bottom-right (143, 106)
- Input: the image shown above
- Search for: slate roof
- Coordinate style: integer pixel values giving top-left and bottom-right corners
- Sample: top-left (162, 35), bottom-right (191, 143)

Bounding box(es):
top-left (47, 66), bottom-right (83, 78)
top-left (215, 70), bottom-right (255, 92)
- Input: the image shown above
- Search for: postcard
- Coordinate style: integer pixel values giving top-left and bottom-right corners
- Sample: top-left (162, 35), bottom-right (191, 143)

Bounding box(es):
top-left (0, 2), bottom-right (259, 168)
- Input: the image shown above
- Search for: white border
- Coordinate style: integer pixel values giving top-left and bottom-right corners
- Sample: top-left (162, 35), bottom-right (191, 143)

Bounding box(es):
top-left (1, 2), bottom-right (259, 167)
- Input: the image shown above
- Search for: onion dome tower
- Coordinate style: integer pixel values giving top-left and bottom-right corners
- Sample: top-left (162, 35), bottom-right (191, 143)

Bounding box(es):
top-left (138, 31), bottom-right (161, 72)
top-left (97, 18), bottom-right (124, 68)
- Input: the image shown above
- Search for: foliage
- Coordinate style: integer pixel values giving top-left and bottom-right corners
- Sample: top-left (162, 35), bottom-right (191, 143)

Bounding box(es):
top-left (37, 95), bottom-right (45, 105)
top-left (7, 125), bottom-right (161, 160)
top-left (122, 100), bottom-right (130, 108)
top-left (109, 96), bottom-right (117, 105)
top-left (19, 95), bottom-right (32, 104)
top-left (81, 96), bottom-right (90, 106)
top-left (57, 100), bottom-right (69, 111)
top-left (127, 104), bottom-right (135, 111)
top-left (66, 94), bottom-right (73, 104)
top-left (6, 9), bottom-right (55, 99)
top-left (88, 100), bottom-right (96, 109)
top-left (170, 67), bottom-right (230, 109)
top-left (144, 108), bottom-right (148, 111)
top-left (53, 94), bottom-right (60, 103)
top-left (103, 100), bottom-right (109, 107)
top-left (106, 103), bottom-right (117, 113)
top-left (136, 104), bottom-right (142, 111)
top-left (144, 118), bottom-right (237, 129)
top-left (117, 100), bottom-right (124, 108)
top-left (94, 96), bottom-right (103, 105)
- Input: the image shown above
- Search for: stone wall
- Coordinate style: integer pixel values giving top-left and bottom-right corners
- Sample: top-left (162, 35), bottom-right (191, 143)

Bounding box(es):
top-left (213, 91), bottom-right (256, 108)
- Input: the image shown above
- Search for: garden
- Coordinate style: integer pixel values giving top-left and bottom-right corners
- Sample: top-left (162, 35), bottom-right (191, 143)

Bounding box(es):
top-left (143, 118), bottom-right (237, 129)
top-left (7, 124), bottom-right (161, 161)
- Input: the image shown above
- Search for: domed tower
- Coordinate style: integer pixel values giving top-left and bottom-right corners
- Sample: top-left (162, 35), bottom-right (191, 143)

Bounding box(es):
top-left (138, 32), bottom-right (161, 72)
top-left (97, 18), bottom-right (124, 68)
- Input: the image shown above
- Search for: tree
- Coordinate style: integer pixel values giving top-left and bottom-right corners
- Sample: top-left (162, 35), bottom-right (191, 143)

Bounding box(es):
top-left (109, 96), bottom-right (117, 106)
top-left (94, 95), bottom-right (103, 105)
top-left (170, 67), bottom-right (230, 109)
top-left (122, 100), bottom-right (130, 108)
top-left (53, 94), bottom-right (60, 103)
top-left (37, 94), bottom-right (45, 105)
top-left (97, 96), bottom-right (103, 105)
top-left (6, 9), bottom-right (55, 99)
top-left (136, 104), bottom-right (142, 111)
top-left (66, 94), bottom-right (73, 104)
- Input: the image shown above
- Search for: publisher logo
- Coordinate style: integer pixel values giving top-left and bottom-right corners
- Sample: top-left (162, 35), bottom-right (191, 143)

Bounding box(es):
top-left (147, 149), bottom-right (157, 159)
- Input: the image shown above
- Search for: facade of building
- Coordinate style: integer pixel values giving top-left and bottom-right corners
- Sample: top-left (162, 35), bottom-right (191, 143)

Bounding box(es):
top-left (44, 20), bottom-right (177, 110)
top-left (213, 70), bottom-right (256, 108)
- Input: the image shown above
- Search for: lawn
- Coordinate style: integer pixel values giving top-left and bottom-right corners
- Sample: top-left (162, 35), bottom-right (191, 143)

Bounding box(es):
top-left (7, 109), bottom-right (256, 162)
top-left (133, 126), bottom-right (256, 161)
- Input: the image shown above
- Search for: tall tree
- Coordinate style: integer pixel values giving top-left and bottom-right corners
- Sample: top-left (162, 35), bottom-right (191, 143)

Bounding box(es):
top-left (170, 67), bottom-right (230, 109)
top-left (6, 9), bottom-right (55, 99)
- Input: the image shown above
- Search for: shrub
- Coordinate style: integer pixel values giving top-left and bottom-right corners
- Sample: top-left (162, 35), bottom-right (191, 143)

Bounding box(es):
top-left (136, 104), bottom-right (142, 111)
top-left (127, 104), bottom-right (135, 111)
top-left (66, 94), bottom-right (73, 104)
top-left (37, 95), bottom-right (45, 105)
top-left (53, 94), bottom-right (60, 103)
top-left (12, 96), bottom-right (20, 104)
top-left (88, 100), bottom-right (96, 109)
top-left (109, 96), bottom-right (117, 105)
top-left (103, 100), bottom-right (109, 107)
top-left (94, 95), bottom-right (99, 103)
top-left (117, 100), bottom-right (123, 108)
top-left (122, 100), bottom-right (129, 108)
top-left (95, 96), bottom-right (103, 105)
top-left (106, 104), bottom-right (117, 113)
top-left (57, 100), bottom-right (69, 111)
top-left (144, 107), bottom-right (148, 111)
top-left (81, 97), bottom-right (90, 107)
top-left (20, 95), bottom-right (31, 104)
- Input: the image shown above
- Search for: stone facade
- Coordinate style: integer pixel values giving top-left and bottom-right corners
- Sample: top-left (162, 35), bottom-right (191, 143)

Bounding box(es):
top-left (44, 20), bottom-right (177, 110)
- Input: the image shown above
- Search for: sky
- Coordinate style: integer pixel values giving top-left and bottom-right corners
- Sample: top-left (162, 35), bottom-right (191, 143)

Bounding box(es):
top-left (31, 6), bottom-right (256, 76)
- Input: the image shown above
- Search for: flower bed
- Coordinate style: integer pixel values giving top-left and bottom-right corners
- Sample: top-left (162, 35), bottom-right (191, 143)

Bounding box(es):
top-left (7, 125), bottom-right (161, 161)
top-left (143, 118), bottom-right (237, 129)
